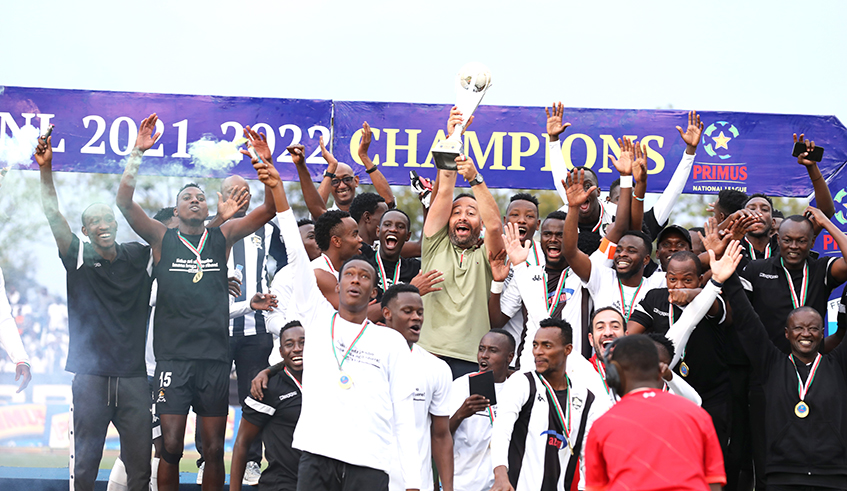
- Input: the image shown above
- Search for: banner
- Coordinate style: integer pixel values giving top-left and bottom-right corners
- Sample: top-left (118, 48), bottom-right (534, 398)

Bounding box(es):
top-left (3, 86), bottom-right (847, 196)
top-left (0, 86), bottom-right (333, 182)
top-left (333, 101), bottom-right (847, 197)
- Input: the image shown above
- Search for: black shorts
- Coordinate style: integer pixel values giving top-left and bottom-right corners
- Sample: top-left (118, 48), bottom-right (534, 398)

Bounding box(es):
top-left (153, 360), bottom-right (229, 417)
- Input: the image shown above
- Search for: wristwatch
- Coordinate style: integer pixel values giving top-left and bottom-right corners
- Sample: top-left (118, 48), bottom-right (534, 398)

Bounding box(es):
top-left (469, 173), bottom-right (484, 186)
top-left (323, 170), bottom-right (336, 179)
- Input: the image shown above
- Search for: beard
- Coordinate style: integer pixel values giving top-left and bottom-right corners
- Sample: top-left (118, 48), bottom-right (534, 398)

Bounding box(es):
top-left (449, 227), bottom-right (481, 249)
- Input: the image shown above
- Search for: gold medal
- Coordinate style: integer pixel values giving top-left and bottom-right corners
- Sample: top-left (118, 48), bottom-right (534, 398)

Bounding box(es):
top-left (794, 400), bottom-right (810, 418)
top-left (338, 371), bottom-right (352, 390)
top-left (193, 270), bottom-right (203, 283)
top-left (679, 361), bottom-right (689, 377)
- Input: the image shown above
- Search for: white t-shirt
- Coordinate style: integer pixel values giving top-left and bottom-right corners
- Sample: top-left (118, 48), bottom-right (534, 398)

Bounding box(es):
top-left (389, 345), bottom-right (453, 491)
top-left (279, 209), bottom-right (422, 489)
top-left (584, 261), bottom-right (666, 321)
top-left (311, 253), bottom-right (339, 280)
top-left (501, 240), bottom-right (544, 363)
top-left (450, 373), bottom-right (506, 491)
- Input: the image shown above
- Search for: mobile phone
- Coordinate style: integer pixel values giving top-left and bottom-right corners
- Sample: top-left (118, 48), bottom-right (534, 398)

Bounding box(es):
top-left (469, 370), bottom-right (497, 405)
top-left (792, 141), bottom-right (824, 162)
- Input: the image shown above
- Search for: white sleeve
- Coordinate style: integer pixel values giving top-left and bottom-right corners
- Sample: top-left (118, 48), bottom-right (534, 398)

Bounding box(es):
top-left (429, 358), bottom-right (454, 417)
top-left (0, 269), bottom-right (28, 364)
top-left (264, 267), bottom-right (293, 337)
top-left (651, 152), bottom-right (695, 226)
top-left (666, 375), bottom-right (702, 406)
top-left (514, 263), bottom-right (547, 329)
top-left (390, 339), bottom-right (422, 489)
top-left (229, 300), bottom-right (253, 319)
top-left (549, 139), bottom-right (569, 206)
top-left (277, 210), bottom-right (331, 327)
top-left (665, 282), bottom-right (721, 369)
top-left (500, 272), bottom-right (523, 318)
top-left (578, 386), bottom-right (611, 490)
top-left (491, 374), bottom-right (530, 469)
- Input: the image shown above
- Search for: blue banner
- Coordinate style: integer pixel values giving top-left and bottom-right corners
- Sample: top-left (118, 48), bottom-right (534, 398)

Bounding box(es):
top-left (3, 86), bottom-right (847, 197)
top-left (0, 86), bottom-right (333, 181)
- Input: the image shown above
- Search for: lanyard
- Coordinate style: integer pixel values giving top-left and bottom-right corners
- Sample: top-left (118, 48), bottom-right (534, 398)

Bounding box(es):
top-left (375, 250), bottom-right (400, 292)
top-left (177, 229), bottom-right (209, 271)
top-left (284, 366), bottom-right (302, 391)
top-left (594, 357), bottom-right (610, 395)
top-left (537, 373), bottom-right (572, 445)
top-left (617, 278), bottom-right (644, 321)
top-left (544, 269), bottom-right (569, 316)
top-left (744, 237), bottom-right (771, 259)
top-left (790, 353), bottom-right (821, 402)
top-left (330, 312), bottom-right (369, 371)
top-left (780, 258), bottom-right (808, 309)
top-left (529, 241), bottom-right (540, 266)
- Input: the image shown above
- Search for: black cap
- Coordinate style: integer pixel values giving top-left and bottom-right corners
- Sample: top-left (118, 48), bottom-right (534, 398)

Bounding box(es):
top-left (656, 225), bottom-right (692, 247)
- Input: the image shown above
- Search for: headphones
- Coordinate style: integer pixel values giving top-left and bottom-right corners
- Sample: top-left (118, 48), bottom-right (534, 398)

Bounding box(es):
top-left (599, 337), bottom-right (625, 397)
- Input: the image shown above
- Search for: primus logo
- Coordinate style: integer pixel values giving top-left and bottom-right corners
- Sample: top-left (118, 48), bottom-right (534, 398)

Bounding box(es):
top-left (691, 121), bottom-right (747, 193)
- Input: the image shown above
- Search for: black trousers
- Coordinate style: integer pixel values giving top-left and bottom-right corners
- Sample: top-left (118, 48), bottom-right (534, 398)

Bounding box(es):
top-left (71, 374), bottom-right (152, 491)
top-left (196, 332), bottom-right (273, 466)
top-left (441, 356), bottom-right (478, 380)
top-left (296, 452), bottom-right (388, 491)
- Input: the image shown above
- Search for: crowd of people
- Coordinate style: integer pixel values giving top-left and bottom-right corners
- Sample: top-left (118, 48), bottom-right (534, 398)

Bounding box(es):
top-left (0, 286), bottom-right (67, 377)
top-left (1, 103), bottom-right (846, 491)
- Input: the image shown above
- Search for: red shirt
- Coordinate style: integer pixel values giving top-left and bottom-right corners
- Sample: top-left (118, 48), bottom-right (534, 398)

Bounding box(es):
top-left (585, 388), bottom-right (725, 491)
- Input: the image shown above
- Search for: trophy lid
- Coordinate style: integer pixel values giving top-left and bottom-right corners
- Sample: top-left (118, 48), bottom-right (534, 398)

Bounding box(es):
top-left (458, 62), bottom-right (492, 93)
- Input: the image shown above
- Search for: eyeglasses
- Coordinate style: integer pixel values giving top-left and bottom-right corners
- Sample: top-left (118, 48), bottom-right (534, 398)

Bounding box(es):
top-left (331, 176), bottom-right (355, 187)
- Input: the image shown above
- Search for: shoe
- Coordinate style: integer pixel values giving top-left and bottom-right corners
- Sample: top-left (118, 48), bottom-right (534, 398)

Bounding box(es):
top-left (243, 461), bottom-right (261, 486)
top-left (196, 462), bottom-right (204, 485)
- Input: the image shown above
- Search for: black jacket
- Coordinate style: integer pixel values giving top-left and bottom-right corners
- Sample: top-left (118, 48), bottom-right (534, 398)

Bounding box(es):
top-left (725, 273), bottom-right (847, 481)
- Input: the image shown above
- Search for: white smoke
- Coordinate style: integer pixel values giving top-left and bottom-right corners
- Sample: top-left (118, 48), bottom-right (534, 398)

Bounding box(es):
top-left (0, 124), bottom-right (40, 169)
top-left (187, 135), bottom-right (247, 170)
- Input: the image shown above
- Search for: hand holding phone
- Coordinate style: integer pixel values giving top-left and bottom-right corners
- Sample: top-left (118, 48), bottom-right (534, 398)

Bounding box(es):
top-left (792, 134), bottom-right (824, 163)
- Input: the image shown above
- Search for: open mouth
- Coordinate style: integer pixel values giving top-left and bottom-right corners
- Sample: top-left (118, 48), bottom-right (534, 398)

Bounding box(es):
top-left (98, 233), bottom-right (112, 240)
top-left (478, 360), bottom-right (490, 371)
top-left (798, 339), bottom-right (813, 348)
top-left (579, 201), bottom-right (590, 213)
top-left (409, 325), bottom-right (421, 335)
top-left (615, 259), bottom-right (632, 270)
top-left (517, 226), bottom-right (528, 239)
top-left (385, 234), bottom-right (398, 249)
top-left (190, 205), bottom-right (200, 212)
top-left (455, 223), bottom-right (471, 237)
top-left (546, 245), bottom-right (561, 259)
top-left (291, 356), bottom-right (303, 363)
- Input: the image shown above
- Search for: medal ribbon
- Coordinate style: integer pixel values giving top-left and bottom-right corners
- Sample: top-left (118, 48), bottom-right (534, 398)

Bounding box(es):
top-left (375, 250), bottom-right (400, 292)
top-left (617, 278), bottom-right (644, 321)
top-left (594, 357), bottom-right (610, 395)
top-left (177, 229), bottom-right (209, 274)
top-left (662, 381), bottom-right (669, 392)
top-left (530, 241), bottom-right (540, 266)
top-left (592, 201), bottom-right (605, 233)
top-left (322, 254), bottom-right (337, 275)
top-left (780, 258), bottom-right (808, 309)
top-left (536, 373), bottom-right (571, 442)
top-left (790, 353), bottom-right (821, 402)
top-left (744, 237), bottom-right (771, 260)
top-left (544, 269), bottom-right (569, 316)
top-left (284, 366), bottom-right (303, 391)
top-left (330, 312), bottom-right (369, 371)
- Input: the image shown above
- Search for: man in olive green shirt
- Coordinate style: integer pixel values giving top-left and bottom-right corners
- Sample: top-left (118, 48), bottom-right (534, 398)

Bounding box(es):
top-left (418, 108), bottom-right (505, 378)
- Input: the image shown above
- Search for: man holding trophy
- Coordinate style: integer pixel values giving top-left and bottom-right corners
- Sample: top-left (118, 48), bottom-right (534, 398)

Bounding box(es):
top-left (417, 64), bottom-right (507, 379)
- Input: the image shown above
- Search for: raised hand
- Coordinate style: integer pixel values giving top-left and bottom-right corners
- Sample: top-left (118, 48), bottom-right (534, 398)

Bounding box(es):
top-left (502, 222), bottom-right (531, 266)
top-left (699, 217), bottom-right (731, 259)
top-left (15, 364), bottom-right (31, 393)
top-left (240, 126), bottom-right (272, 163)
top-left (215, 186), bottom-right (250, 222)
top-left (250, 292), bottom-right (278, 311)
top-left (287, 144), bottom-right (306, 167)
top-left (676, 110), bottom-right (704, 148)
top-left (668, 288), bottom-right (700, 306)
top-left (709, 239), bottom-right (742, 283)
top-left (319, 134), bottom-right (338, 166)
top-left (252, 154), bottom-right (281, 188)
top-left (456, 155), bottom-right (478, 182)
top-left (723, 209), bottom-right (762, 241)
top-left (564, 168), bottom-right (598, 208)
top-left (34, 135), bottom-right (53, 167)
top-left (359, 122), bottom-right (373, 157)
top-left (793, 133), bottom-right (818, 167)
top-left (410, 269), bottom-right (444, 296)
top-left (633, 141), bottom-right (648, 184)
top-left (804, 206), bottom-right (830, 229)
top-left (489, 248), bottom-right (510, 282)
top-left (454, 394), bottom-right (490, 421)
top-left (134, 113), bottom-right (161, 152)
top-left (610, 137), bottom-right (635, 176)
top-left (545, 102), bottom-right (571, 141)
top-left (446, 106), bottom-right (473, 139)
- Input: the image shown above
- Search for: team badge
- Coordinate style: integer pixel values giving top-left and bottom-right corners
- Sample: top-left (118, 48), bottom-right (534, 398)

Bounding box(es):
top-left (251, 234), bottom-right (263, 249)
top-left (156, 389), bottom-right (166, 403)
top-left (703, 121), bottom-right (739, 160)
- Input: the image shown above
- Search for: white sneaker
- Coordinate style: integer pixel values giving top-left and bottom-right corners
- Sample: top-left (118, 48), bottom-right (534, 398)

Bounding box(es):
top-left (196, 462), bottom-right (204, 485)
top-left (243, 461), bottom-right (261, 486)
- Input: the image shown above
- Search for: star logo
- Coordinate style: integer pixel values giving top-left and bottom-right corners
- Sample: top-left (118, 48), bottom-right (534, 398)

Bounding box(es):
top-left (703, 121), bottom-right (740, 160)
top-left (712, 131), bottom-right (731, 150)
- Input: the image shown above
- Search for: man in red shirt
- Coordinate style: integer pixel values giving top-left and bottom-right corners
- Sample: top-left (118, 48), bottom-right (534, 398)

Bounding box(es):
top-left (585, 335), bottom-right (725, 491)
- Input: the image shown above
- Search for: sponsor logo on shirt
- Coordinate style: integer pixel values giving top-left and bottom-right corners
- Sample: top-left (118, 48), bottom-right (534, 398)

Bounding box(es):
top-left (413, 388), bottom-right (426, 402)
top-left (759, 272), bottom-right (779, 280)
top-left (651, 308), bottom-right (670, 317)
top-left (156, 389), bottom-right (166, 403)
top-left (532, 275), bottom-right (543, 282)
top-left (250, 234), bottom-right (264, 249)
top-left (571, 394), bottom-right (583, 412)
top-left (279, 391), bottom-right (298, 401)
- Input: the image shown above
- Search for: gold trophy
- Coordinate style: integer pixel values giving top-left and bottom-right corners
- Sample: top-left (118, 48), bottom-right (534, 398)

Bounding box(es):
top-left (431, 62), bottom-right (492, 170)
